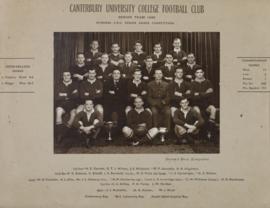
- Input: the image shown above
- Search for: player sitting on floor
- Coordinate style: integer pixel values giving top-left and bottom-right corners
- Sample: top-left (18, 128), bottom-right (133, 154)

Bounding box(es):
top-left (122, 96), bottom-right (159, 146)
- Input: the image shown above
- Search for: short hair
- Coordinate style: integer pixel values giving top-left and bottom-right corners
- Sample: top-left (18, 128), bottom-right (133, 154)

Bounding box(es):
top-left (111, 43), bottom-right (119, 47)
top-left (145, 56), bottom-right (153, 61)
top-left (134, 40), bottom-right (143, 45)
top-left (133, 69), bottom-right (142, 74)
top-left (134, 96), bottom-right (143, 102)
top-left (88, 68), bottom-right (96, 73)
top-left (125, 52), bottom-right (133, 56)
top-left (101, 53), bottom-right (109, 57)
top-left (187, 52), bottom-right (195, 57)
top-left (179, 96), bottom-right (189, 103)
top-left (154, 42), bottom-right (162, 47)
top-left (195, 68), bottom-right (204, 73)
top-left (155, 68), bottom-right (162, 73)
top-left (91, 40), bottom-right (99, 44)
top-left (62, 71), bottom-right (71, 75)
top-left (85, 99), bottom-right (94, 104)
top-left (173, 37), bottom-right (181, 42)
top-left (76, 52), bottom-right (85, 57)
top-left (165, 53), bottom-right (173, 57)
top-left (112, 68), bottom-right (121, 73)
top-left (175, 67), bottom-right (184, 72)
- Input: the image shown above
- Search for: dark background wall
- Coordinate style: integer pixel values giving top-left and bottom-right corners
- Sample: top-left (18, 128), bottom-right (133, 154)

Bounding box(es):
top-left (54, 32), bottom-right (220, 106)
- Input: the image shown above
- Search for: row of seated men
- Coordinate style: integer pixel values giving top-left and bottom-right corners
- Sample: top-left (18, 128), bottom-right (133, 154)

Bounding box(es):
top-left (55, 65), bottom-right (218, 147)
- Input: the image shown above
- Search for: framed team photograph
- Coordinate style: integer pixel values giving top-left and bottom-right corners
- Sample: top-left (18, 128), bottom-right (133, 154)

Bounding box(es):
top-left (54, 32), bottom-right (220, 154)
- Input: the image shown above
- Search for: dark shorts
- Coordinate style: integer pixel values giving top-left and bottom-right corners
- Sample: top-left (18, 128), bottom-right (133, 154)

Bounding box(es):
top-left (56, 100), bottom-right (77, 112)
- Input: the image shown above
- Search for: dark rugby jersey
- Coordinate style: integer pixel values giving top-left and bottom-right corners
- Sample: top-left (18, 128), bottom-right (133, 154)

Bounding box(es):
top-left (168, 80), bottom-right (191, 107)
top-left (132, 51), bottom-right (147, 68)
top-left (169, 49), bottom-right (187, 65)
top-left (127, 80), bottom-right (148, 105)
top-left (55, 81), bottom-right (79, 102)
top-left (183, 63), bottom-right (202, 82)
top-left (119, 62), bottom-right (138, 80)
top-left (79, 79), bottom-right (103, 104)
top-left (96, 64), bottom-right (114, 82)
top-left (159, 64), bottom-right (177, 82)
top-left (127, 109), bottom-right (152, 130)
top-left (70, 64), bottom-right (88, 82)
top-left (85, 50), bottom-right (102, 67)
top-left (190, 78), bottom-right (214, 106)
top-left (73, 110), bottom-right (102, 128)
top-left (151, 52), bottom-right (165, 68)
top-left (173, 107), bottom-right (204, 128)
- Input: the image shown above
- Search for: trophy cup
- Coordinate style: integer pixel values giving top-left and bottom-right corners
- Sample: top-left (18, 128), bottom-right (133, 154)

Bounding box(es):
top-left (105, 121), bottom-right (114, 141)
top-left (159, 127), bottom-right (168, 143)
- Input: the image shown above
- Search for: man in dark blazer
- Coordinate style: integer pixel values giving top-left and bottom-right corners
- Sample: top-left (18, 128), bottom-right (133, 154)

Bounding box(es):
top-left (103, 68), bottom-right (128, 130)
top-left (119, 52), bottom-right (138, 80)
top-left (141, 56), bottom-right (156, 83)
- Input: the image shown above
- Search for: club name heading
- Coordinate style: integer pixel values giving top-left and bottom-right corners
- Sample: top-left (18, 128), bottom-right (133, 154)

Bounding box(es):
top-left (69, 4), bottom-right (205, 14)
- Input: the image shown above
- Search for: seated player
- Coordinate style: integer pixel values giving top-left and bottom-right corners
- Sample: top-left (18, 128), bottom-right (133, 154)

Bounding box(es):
top-left (120, 52), bottom-right (138, 80)
top-left (151, 42), bottom-right (165, 68)
top-left (77, 69), bottom-right (104, 122)
top-left (141, 56), bottom-right (156, 83)
top-left (73, 99), bottom-right (103, 148)
top-left (169, 38), bottom-right (187, 66)
top-left (147, 69), bottom-right (171, 131)
top-left (190, 68), bottom-right (217, 124)
top-left (183, 53), bottom-right (202, 82)
top-left (85, 40), bottom-right (102, 67)
top-left (132, 40), bottom-right (147, 69)
top-left (122, 96), bottom-right (159, 146)
top-left (159, 53), bottom-right (177, 82)
top-left (173, 97), bottom-right (204, 144)
top-left (55, 71), bottom-right (79, 143)
top-left (126, 69), bottom-right (148, 114)
top-left (70, 52), bottom-right (88, 82)
top-left (103, 68), bottom-right (127, 131)
top-left (109, 43), bottom-right (124, 67)
top-left (96, 53), bottom-right (114, 82)
top-left (168, 67), bottom-right (191, 117)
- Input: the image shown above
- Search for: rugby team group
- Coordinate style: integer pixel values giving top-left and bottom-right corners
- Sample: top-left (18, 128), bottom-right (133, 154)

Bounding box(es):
top-left (55, 38), bottom-right (219, 148)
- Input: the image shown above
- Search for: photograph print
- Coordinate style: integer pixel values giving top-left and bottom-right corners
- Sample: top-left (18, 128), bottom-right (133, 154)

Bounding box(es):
top-left (54, 32), bottom-right (220, 154)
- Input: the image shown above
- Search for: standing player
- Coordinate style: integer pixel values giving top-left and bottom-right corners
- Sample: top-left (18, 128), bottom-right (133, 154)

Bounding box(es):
top-left (109, 43), bottom-right (124, 67)
top-left (132, 40), bottom-right (147, 69)
top-left (120, 52), bottom-right (138, 80)
top-left (151, 42), bottom-right (165, 68)
top-left (169, 38), bottom-right (187, 66)
top-left (141, 56), bottom-right (156, 83)
top-left (85, 40), bottom-right (102, 67)
top-left (126, 69), bottom-right (148, 114)
top-left (147, 69), bottom-right (171, 131)
top-left (190, 68), bottom-right (217, 124)
top-left (70, 53), bottom-right (88, 82)
top-left (183, 53), bottom-right (202, 82)
top-left (55, 71), bottom-right (79, 143)
top-left (123, 96), bottom-right (159, 146)
top-left (78, 69), bottom-right (104, 122)
top-left (168, 67), bottom-right (191, 117)
top-left (96, 53), bottom-right (114, 82)
top-left (159, 53), bottom-right (177, 82)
